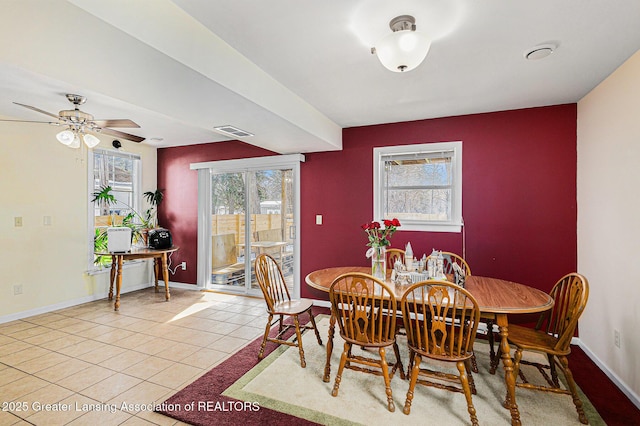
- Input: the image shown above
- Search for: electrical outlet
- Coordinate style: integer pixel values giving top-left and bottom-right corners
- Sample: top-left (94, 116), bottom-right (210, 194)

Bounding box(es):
top-left (13, 284), bottom-right (23, 295)
top-left (614, 330), bottom-right (621, 348)
top-left (14, 217), bottom-right (23, 227)
top-left (181, 261), bottom-right (187, 271)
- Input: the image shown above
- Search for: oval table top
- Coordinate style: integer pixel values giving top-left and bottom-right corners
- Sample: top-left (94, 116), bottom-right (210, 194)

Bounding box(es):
top-left (305, 266), bottom-right (553, 315)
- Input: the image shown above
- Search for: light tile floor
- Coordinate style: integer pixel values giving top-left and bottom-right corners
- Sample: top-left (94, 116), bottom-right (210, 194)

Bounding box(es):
top-left (0, 288), bottom-right (267, 425)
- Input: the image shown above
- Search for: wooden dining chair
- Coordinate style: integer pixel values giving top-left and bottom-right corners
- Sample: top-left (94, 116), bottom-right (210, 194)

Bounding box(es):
top-left (254, 253), bottom-right (322, 368)
top-left (329, 273), bottom-right (405, 412)
top-left (401, 280), bottom-right (481, 425)
top-left (386, 247), bottom-right (405, 270)
top-left (425, 251), bottom-right (472, 276)
top-left (491, 273), bottom-right (590, 424)
top-left (425, 252), bottom-right (492, 371)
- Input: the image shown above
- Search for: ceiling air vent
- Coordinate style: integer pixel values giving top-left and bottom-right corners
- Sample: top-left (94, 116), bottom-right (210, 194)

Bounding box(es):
top-left (213, 125), bottom-right (254, 138)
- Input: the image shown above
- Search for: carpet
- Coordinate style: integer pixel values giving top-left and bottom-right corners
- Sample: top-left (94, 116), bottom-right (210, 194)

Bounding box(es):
top-left (158, 315), bottom-right (604, 425)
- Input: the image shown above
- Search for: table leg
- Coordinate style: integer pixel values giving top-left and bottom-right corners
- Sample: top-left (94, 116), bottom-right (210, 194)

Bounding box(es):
top-left (114, 255), bottom-right (123, 311)
top-left (161, 253), bottom-right (170, 301)
top-left (496, 314), bottom-right (521, 426)
top-left (108, 255), bottom-right (116, 300)
top-left (323, 314), bottom-right (336, 382)
top-left (154, 257), bottom-right (160, 293)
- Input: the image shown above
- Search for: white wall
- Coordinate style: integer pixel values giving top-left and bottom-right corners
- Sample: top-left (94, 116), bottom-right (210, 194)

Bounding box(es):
top-left (0, 121), bottom-right (157, 321)
top-left (577, 48), bottom-right (640, 403)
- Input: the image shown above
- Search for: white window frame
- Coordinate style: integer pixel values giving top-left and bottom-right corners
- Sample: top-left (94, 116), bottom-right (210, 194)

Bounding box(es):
top-left (373, 141), bottom-right (462, 233)
top-left (87, 148), bottom-right (142, 272)
top-left (191, 154), bottom-right (304, 297)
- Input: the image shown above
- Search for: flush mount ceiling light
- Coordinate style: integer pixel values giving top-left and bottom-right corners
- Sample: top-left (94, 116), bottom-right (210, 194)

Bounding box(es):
top-left (371, 15), bottom-right (431, 72)
top-left (524, 43), bottom-right (557, 60)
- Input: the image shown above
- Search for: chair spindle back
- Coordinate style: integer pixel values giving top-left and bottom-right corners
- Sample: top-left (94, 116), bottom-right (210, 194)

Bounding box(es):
top-left (329, 273), bottom-right (397, 346)
top-left (255, 254), bottom-right (291, 312)
top-left (426, 252), bottom-right (472, 276)
top-left (538, 273), bottom-right (589, 352)
top-left (402, 280), bottom-right (480, 359)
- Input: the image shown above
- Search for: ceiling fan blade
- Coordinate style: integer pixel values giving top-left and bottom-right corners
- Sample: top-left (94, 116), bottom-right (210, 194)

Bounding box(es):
top-left (99, 127), bottom-right (145, 143)
top-left (93, 119), bottom-right (140, 128)
top-left (13, 102), bottom-right (60, 119)
top-left (0, 119), bottom-right (59, 125)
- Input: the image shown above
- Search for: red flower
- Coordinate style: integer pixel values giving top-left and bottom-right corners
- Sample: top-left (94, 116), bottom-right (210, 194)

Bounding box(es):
top-left (362, 218), bottom-right (401, 247)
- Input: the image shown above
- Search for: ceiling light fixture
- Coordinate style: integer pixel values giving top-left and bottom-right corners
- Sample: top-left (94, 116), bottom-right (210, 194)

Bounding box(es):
top-left (371, 15), bottom-right (431, 72)
top-left (56, 127), bottom-right (101, 149)
top-left (83, 133), bottom-right (100, 148)
top-left (56, 129), bottom-right (75, 146)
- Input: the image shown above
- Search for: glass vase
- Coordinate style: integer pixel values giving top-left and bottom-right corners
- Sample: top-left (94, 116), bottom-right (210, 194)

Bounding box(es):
top-left (371, 246), bottom-right (387, 280)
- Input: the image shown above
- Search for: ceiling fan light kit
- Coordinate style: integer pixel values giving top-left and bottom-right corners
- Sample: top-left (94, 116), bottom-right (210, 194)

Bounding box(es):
top-left (372, 15), bottom-right (431, 72)
top-left (82, 133), bottom-right (100, 148)
top-left (55, 129), bottom-right (75, 146)
top-left (0, 93), bottom-right (145, 149)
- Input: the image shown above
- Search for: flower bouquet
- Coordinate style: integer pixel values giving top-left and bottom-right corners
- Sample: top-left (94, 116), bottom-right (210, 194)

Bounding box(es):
top-left (361, 218), bottom-right (401, 279)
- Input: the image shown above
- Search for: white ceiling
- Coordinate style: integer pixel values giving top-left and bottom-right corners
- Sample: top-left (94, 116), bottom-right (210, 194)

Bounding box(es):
top-left (1, 0), bottom-right (639, 153)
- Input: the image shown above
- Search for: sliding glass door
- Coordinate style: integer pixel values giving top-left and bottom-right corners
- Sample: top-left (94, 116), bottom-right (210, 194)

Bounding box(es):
top-left (193, 155), bottom-right (302, 297)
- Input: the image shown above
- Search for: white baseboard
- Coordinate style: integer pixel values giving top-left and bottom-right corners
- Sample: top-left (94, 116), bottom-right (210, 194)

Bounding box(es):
top-left (312, 299), bottom-right (331, 309)
top-left (0, 282), bottom-right (200, 325)
top-left (575, 338), bottom-right (640, 410)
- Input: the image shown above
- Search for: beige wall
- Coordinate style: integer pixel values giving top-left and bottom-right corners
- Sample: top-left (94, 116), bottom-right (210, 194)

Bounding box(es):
top-left (578, 49), bottom-right (640, 402)
top-left (0, 121), bottom-right (157, 320)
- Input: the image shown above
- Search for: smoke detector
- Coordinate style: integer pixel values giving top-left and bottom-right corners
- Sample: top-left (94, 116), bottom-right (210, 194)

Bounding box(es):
top-left (524, 43), bottom-right (557, 60)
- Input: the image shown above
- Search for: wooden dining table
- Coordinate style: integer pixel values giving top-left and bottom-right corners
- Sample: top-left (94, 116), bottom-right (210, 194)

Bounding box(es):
top-left (305, 266), bottom-right (554, 426)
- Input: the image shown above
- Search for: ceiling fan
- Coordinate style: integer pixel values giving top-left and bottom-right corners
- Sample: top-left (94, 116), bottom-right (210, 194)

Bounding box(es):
top-left (0, 93), bottom-right (145, 147)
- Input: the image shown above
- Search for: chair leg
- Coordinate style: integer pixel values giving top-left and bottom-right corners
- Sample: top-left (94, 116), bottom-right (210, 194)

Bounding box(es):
top-left (379, 346), bottom-right (395, 412)
top-left (258, 314), bottom-right (273, 359)
top-left (332, 342), bottom-right (350, 397)
top-left (392, 342), bottom-right (406, 380)
top-left (465, 359), bottom-right (477, 395)
top-left (403, 353), bottom-right (421, 415)
top-left (293, 315), bottom-right (306, 368)
top-left (407, 350), bottom-right (415, 378)
top-left (548, 353), bottom-right (560, 388)
top-left (489, 342), bottom-right (502, 375)
top-left (470, 352), bottom-right (479, 373)
top-left (487, 319), bottom-right (496, 361)
top-left (307, 309), bottom-right (323, 345)
top-left (506, 347), bottom-right (523, 406)
top-left (513, 348), bottom-right (523, 380)
top-left (457, 361), bottom-right (479, 426)
top-left (559, 355), bottom-right (588, 424)
top-left (278, 314), bottom-right (284, 333)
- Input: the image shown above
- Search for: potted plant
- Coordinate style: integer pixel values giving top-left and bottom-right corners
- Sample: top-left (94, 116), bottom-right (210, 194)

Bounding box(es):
top-left (92, 185), bottom-right (164, 254)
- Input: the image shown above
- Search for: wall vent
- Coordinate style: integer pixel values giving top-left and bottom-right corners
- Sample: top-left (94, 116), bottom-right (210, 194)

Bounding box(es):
top-left (213, 125), bottom-right (254, 138)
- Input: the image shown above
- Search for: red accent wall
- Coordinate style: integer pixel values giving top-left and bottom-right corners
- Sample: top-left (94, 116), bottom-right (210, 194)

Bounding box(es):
top-left (157, 141), bottom-right (277, 284)
top-left (158, 104), bottom-right (577, 302)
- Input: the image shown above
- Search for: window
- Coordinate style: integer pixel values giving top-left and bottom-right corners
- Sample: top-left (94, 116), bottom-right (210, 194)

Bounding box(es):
top-left (373, 142), bottom-right (462, 232)
top-left (90, 149), bottom-right (141, 268)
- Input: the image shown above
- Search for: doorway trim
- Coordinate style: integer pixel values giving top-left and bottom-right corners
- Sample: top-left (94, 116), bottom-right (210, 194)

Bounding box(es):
top-left (191, 154), bottom-right (305, 297)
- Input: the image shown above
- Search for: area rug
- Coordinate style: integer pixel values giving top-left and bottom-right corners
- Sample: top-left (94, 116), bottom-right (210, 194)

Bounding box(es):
top-left (158, 315), bottom-right (604, 425)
